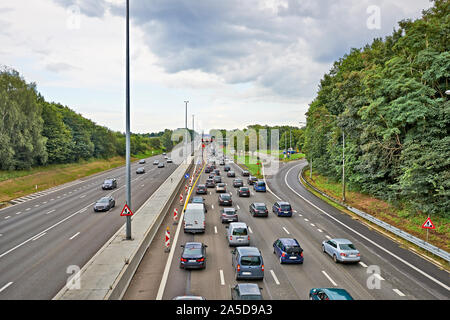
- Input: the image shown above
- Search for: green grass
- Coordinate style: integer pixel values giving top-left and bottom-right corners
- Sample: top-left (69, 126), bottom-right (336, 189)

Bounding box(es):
top-left (234, 155), bottom-right (263, 178)
top-left (132, 148), bottom-right (164, 159)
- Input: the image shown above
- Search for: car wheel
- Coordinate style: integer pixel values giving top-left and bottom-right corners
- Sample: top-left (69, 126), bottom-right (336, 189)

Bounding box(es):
top-left (279, 256), bottom-right (283, 264)
top-left (322, 245), bottom-right (326, 253)
top-left (333, 254), bottom-right (338, 263)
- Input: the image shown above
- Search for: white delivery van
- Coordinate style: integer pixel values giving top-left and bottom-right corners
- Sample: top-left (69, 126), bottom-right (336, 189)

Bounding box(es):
top-left (184, 203), bottom-right (206, 233)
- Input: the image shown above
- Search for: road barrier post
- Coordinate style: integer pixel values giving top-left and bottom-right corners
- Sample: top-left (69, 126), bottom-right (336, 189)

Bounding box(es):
top-left (164, 227), bottom-right (170, 253)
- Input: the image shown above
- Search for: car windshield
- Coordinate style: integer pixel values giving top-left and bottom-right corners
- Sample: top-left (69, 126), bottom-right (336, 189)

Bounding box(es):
top-left (257, 181), bottom-right (265, 186)
top-left (240, 187), bottom-right (249, 191)
top-left (339, 243), bottom-right (356, 250)
top-left (232, 228), bottom-right (247, 236)
top-left (285, 245), bottom-right (302, 254)
top-left (183, 245), bottom-right (203, 257)
top-left (255, 205), bottom-right (266, 210)
top-left (192, 197), bottom-right (203, 203)
top-left (218, 183), bottom-right (225, 187)
top-left (280, 205), bottom-right (291, 211)
top-left (235, 179), bottom-right (242, 183)
top-left (104, 180), bottom-right (113, 184)
top-left (98, 198), bottom-right (109, 203)
top-left (240, 256), bottom-right (261, 266)
top-left (223, 209), bottom-right (236, 215)
top-left (221, 194), bottom-right (231, 200)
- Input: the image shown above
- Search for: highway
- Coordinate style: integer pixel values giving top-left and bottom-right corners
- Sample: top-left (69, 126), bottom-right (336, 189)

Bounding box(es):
top-left (124, 146), bottom-right (450, 300)
top-left (0, 152), bottom-right (179, 300)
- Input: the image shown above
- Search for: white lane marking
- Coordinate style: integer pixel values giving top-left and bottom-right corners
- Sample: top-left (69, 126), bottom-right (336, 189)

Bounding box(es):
top-left (32, 232), bottom-right (46, 242)
top-left (4, 216), bottom-right (10, 220)
top-left (359, 261), bottom-right (368, 268)
top-left (214, 226), bottom-right (218, 234)
top-left (248, 227), bottom-right (253, 234)
top-left (69, 232), bottom-right (80, 240)
top-left (46, 210), bottom-right (55, 215)
top-left (80, 194), bottom-right (86, 199)
top-left (50, 199), bottom-right (55, 201)
top-left (211, 205), bottom-right (214, 209)
top-left (304, 218), bottom-right (309, 222)
top-left (282, 227), bottom-right (290, 235)
top-left (310, 223), bottom-right (315, 227)
top-left (325, 235), bottom-right (332, 240)
top-left (393, 289), bottom-right (405, 297)
top-left (0, 282), bottom-right (13, 293)
top-left (16, 212), bottom-right (21, 215)
top-left (322, 271), bottom-right (338, 286)
top-left (317, 229), bottom-right (323, 233)
top-left (26, 208), bottom-right (31, 211)
top-left (219, 270), bottom-right (225, 286)
top-left (57, 196), bottom-right (61, 199)
top-left (293, 210), bottom-right (297, 213)
top-left (141, 184), bottom-right (145, 187)
top-left (298, 214), bottom-right (302, 217)
top-left (43, 201), bottom-right (47, 204)
top-left (284, 164), bottom-right (450, 292)
top-left (374, 273), bottom-right (385, 281)
top-left (34, 205), bottom-right (39, 207)
top-left (270, 270), bottom-right (280, 285)
top-left (209, 192), bottom-right (212, 195)
top-left (236, 204), bottom-right (240, 210)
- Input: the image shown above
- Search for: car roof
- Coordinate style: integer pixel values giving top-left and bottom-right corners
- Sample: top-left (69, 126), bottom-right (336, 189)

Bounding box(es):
top-left (237, 283), bottom-right (261, 295)
top-left (99, 197), bottom-right (110, 201)
top-left (253, 202), bottom-right (266, 206)
top-left (237, 246), bottom-right (261, 256)
top-left (331, 239), bottom-right (353, 244)
top-left (184, 242), bottom-right (203, 248)
top-left (230, 222), bottom-right (247, 228)
top-left (279, 238), bottom-right (300, 246)
top-left (321, 288), bottom-right (353, 300)
top-left (277, 201), bottom-right (291, 205)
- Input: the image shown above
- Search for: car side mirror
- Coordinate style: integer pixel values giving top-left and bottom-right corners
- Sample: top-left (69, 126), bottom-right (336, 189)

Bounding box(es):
top-left (204, 245), bottom-right (208, 248)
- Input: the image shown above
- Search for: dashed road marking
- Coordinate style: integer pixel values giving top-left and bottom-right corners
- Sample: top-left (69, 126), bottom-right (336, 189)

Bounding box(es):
top-left (322, 271), bottom-right (337, 286)
top-left (270, 270), bottom-right (280, 285)
top-left (219, 270), bottom-right (225, 285)
top-left (46, 210), bottom-right (55, 215)
top-left (359, 262), bottom-right (368, 268)
top-left (393, 289), bottom-right (405, 297)
top-left (69, 232), bottom-right (80, 240)
top-left (0, 282), bottom-right (13, 293)
top-left (317, 229), bottom-right (323, 233)
top-left (282, 227), bottom-right (290, 235)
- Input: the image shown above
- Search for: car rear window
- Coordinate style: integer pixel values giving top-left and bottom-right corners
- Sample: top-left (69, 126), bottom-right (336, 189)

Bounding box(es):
top-left (240, 256), bottom-right (261, 266)
top-left (255, 205), bottom-right (267, 210)
top-left (339, 243), bottom-right (356, 250)
top-left (221, 194), bottom-right (231, 200)
top-left (285, 245), bottom-right (302, 254)
top-left (257, 181), bottom-right (265, 186)
top-left (184, 247), bottom-right (203, 257)
top-left (232, 228), bottom-right (248, 236)
top-left (280, 204), bottom-right (292, 211)
top-left (241, 187), bottom-right (249, 191)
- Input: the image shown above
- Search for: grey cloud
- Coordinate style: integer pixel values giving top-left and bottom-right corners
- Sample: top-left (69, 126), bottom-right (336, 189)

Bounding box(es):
top-left (45, 62), bottom-right (79, 73)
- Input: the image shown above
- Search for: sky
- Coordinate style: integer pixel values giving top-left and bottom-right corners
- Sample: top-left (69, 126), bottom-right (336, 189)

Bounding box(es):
top-left (0, 0), bottom-right (433, 134)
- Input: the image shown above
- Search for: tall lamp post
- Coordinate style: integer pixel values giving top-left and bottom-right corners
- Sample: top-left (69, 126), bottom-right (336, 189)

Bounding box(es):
top-left (298, 121), bottom-right (309, 178)
top-left (184, 100), bottom-right (189, 163)
top-left (125, 0), bottom-right (131, 240)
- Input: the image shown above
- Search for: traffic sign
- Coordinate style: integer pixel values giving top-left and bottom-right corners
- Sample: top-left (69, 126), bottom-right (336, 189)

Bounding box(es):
top-left (120, 204), bottom-right (133, 217)
top-left (421, 217), bottom-right (435, 230)
top-left (184, 173), bottom-right (190, 179)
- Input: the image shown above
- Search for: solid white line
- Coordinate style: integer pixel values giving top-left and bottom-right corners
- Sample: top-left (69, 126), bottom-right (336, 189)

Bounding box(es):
top-left (322, 271), bottom-right (337, 286)
top-left (282, 227), bottom-right (290, 235)
top-left (270, 270), bottom-right (280, 285)
top-left (32, 232), bottom-right (46, 241)
top-left (359, 261), bottom-right (368, 268)
top-left (219, 270), bottom-right (225, 286)
top-left (284, 164), bottom-right (450, 292)
top-left (393, 289), bottom-right (405, 297)
top-left (46, 210), bottom-right (55, 215)
top-left (0, 282), bottom-right (13, 293)
top-left (69, 232), bottom-right (80, 240)
top-left (248, 227), bottom-right (253, 234)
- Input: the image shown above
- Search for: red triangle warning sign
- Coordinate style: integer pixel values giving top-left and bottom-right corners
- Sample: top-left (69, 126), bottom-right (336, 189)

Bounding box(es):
top-left (421, 217), bottom-right (435, 230)
top-left (120, 204), bottom-right (133, 217)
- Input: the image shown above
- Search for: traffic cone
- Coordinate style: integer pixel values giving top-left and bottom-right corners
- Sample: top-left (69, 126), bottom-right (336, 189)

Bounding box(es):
top-left (165, 227), bottom-right (170, 252)
top-left (179, 193), bottom-right (184, 206)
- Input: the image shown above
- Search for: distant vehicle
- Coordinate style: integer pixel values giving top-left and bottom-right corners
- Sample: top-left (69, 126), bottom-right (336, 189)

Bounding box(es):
top-left (196, 184), bottom-right (207, 195)
top-left (158, 162), bottom-right (165, 168)
top-left (167, 158), bottom-right (173, 163)
top-left (139, 159), bottom-right (146, 164)
top-left (231, 246), bottom-right (264, 280)
top-left (227, 222), bottom-right (250, 247)
top-left (220, 207), bottom-right (238, 224)
top-left (224, 165), bottom-right (231, 172)
top-left (247, 176), bottom-right (258, 185)
top-left (227, 171), bottom-right (236, 178)
top-left (273, 238), bottom-right (303, 264)
top-left (183, 203), bottom-right (206, 233)
top-left (215, 183), bottom-right (227, 193)
top-left (253, 180), bottom-right (266, 192)
top-left (136, 167), bottom-right (145, 174)
top-left (309, 288), bottom-right (353, 300)
top-left (153, 160), bottom-right (159, 165)
top-left (93, 196), bottom-right (115, 212)
top-left (162, 152), bottom-right (166, 155)
top-left (213, 176), bottom-right (222, 184)
top-left (322, 239), bottom-right (360, 263)
top-left (205, 179), bottom-right (215, 188)
top-left (242, 170), bottom-right (250, 177)
top-left (249, 202), bottom-right (268, 217)
top-left (205, 166), bottom-right (212, 173)
top-left (164, 156), bottom-right (168, 159)
top-left (233, 178), bottom-right (243, 188)
top-left (219, 160), bottom-right (225, 166)
top-left (172, 296), bottom-right (206, 300)
top-left (180, 242), bottom-right (207, 269)
top-left (102, 178), bottom-right (117, 190)
top-left (191, 196), bottom-right (207, 213)
top-left (272, 201), bottom-right (293, 217)
top-left (214, 169), bottom-right (221, 175)
top-left (218, 193), bottom-right (232, 206)
top-left (231, 284), bottom-right (263, 300)
top-left (238, 186), bottom-right (250, 197)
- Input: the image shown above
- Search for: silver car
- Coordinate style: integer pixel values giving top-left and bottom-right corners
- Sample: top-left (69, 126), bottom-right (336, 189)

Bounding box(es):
top-left (322, 238), bottom-right (360, 263)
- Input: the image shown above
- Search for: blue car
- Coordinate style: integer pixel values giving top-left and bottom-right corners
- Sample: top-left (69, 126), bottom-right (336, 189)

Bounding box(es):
top-left (309, 288), bottom-right (353, 300)
top-left (272, 201), bottom-right (293, 217)
top-left (273, 238), bottom-right (303, 264)
top-left (253, 180), bottom-right (266, 192)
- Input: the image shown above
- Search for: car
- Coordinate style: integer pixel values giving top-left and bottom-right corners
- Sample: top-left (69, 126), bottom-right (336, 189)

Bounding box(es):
top-left (205, 179), bottom-right (215, 188)
top-left (233, 178), bottom-right (243, 188)
top-left (162, 152), bottom-right (166, 155)
top-left (227, 222), bottom-right (250, 246)
top-left (273, 238), bottom-right (303, 264)
top-left (102, 178), bottom-right (117, 190)
top-left (272, 201), bottom-right (293, 217)
top-left (180, 242), bottom-right (207, 269)
top-left (309, 288), bottom-right (353, 300)
top-left (136, 167), bottom-right (145, 174)
top-left (238, 186), bottom-right (250, 197)
top-left (153, 160), bottom-right (159, 165)
top-left (205, 166), bottom-right (212, 173)
top-left (215, 183), bottom-right (227, 193)
top-left (93, 196), bottom-right (115, 212)
top-left (196, 184), bottom-right (207, 194)
top-left (164, 156), bottom-right (168, 159)
top-left (167, 158), bottom-right (173, 163)
top-left (219, 160), bottom-right (225, 166)
top-left (322, 239), bottom-right (361, 263)
top-left (227, 170), bottom-right (236, 178)
top-left (224, 165), bottom-right (231, 172)
top-left (231, 246), bottom-right (264, 280)
top-left (242, 170), bottom-right (250, 177)
top-left (191, 196), bottom-right (207, 213)
top-left (139, 159), bottom-right (146, 164)
top-left (247, 176), bottom-right (258, 185)
top-left (213, 176), bottom-right (222, 184)
top-left (158, 162), bottom-right (165, 168)
top-left (214, 169), bottom-right (221, 175)
top-left (172, 296), bottom-right (206, 300)
top-left (249, 202), bottom-right (268, 217)
top-left (231, 283), bottom-right (263, 300)
top-left (253, 180), bottom-right (266, 192)
top-left (218, 193), bottom-right (232, 206)
top-left (220, 207), bottom-right (238, 224)
top-left (183, 203), bottom-right (206, 233)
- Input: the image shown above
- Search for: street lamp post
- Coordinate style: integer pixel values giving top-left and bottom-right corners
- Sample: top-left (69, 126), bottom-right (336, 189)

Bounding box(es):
top-left (298, 121), bottom-right (309, 178)
top-left (125, 0), bottom-right (131, 240)
top-left (184, 100), bottom-right (189, 163)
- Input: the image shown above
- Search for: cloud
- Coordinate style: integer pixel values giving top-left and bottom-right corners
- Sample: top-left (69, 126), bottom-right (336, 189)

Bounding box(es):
top-left (45, 62), bottom-right (79, 73)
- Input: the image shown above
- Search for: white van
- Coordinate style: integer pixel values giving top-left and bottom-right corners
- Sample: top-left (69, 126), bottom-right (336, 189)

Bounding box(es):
top-left (184, 203), bottom-right (206, 233)
top-left (227, 222), bottom-right (250, 247)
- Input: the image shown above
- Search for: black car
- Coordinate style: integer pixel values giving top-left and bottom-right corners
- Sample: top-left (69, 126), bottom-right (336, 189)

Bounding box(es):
top-left (214, 169), bottom-right (221, 176)
top-left (249, 202), bottom-right (268, 217)
top-left (218, 193), bottom-right (232, 206)
top-left (233, 178), bottom-right (244, 188)
top-left (219, 160), bottom-right (225, 166)
top-left (180, 242), bottom-right (207, 269)
top-left (196, 184), bottom-right (207, 194)
top-left (242, 170), bottom-right (250, 177)
top-left (93, 196), bottom-right (115, 212)
top-left (213, 176), bottom-right (222, 184)
top-left (224, 165), bottom-right (231, 172)
top-left (227, 170), bottom-right (236, 178)
top-left (205, 166), bottom-right (212, 173)
top-left (220, 207), bottom-right (238, 224)
top-left (247, 176), bottom-right (258, 185)
top-left (238, 186), bottom-right (250, 197)
top-left (205, 179), bottom-right (215, 188)
top-left (102, 178), bottom-right (117, 190)
top-left (136, 167), bottom-right (145, 174)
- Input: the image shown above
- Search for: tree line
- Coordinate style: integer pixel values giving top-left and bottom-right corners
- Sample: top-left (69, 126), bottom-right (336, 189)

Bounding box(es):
top-left (303, 0), bottom-right (449, 217)
top-left (0, 68), bottom-right (176, 171)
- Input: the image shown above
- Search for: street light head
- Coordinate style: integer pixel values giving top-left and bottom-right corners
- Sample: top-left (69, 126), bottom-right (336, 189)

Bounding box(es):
top-left (445, 90), bottom-right (450, 95)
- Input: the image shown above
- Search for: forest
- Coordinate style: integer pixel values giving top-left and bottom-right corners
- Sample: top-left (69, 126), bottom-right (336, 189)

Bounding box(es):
top-left (303, 0), bottom-right (449, 217)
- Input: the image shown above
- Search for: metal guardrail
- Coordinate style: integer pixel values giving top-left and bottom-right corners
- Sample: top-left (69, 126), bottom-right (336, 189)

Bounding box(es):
top-left (300, 166), bottom-right (450, 263)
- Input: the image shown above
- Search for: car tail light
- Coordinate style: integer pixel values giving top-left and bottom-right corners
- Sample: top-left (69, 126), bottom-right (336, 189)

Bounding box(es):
top-left (300, 252), bottom-right (303, 257)
top-left (281, 252), bottom-right (286, 257)
top-left (248, 235), bottom-right (250, 241)
top-left (237, 264), bottom-right (241, 272)
top-left (197, 258), bottom-right (205, 262)
top-left (340, 253), bottom-right (347, 257)
top-left (181, 258), bottom-right (187, 262)
top-left (261, 264), bottom-right (264, 271)
top-left (230, 236), bottom-right (233, 241)
top-left (357, 253), bottom-right (360, 257)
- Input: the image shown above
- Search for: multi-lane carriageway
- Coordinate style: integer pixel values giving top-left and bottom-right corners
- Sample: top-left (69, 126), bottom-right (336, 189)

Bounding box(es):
top-left (124, 150), bottom-right (450, 300)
